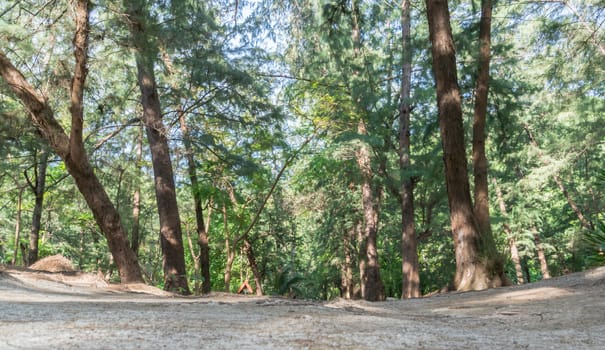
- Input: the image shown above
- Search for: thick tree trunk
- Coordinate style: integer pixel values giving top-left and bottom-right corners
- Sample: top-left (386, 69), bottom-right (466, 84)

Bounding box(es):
top-left (356, 120), bottom-right (386, 301)
top-left (492, 178), bottom-right (524, 284)
top-left (425, 0), bottom-right (505, 291)
top-left (27, 149), bottom-right (49, 265)
top-left (0, 2), bottom-right (143, 284)
top-left (244, 239), bottom-right (263, 296)
top-left (472, 0), bottom-right (493, 237)
top-left (399, 0), bottom-right (420, 299)
top-left (178, 109), bottom-right (211, 294)
top-left (126, 3), bottom-right (190, 295)
top-left (532, 227), bottom-right (551, 280)
top-left (137, 65), bottom-right (189, 294)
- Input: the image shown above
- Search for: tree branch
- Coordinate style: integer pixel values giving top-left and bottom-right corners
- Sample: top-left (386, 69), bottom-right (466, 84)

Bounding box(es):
top-left (234, 130), bottom-right (318, 245)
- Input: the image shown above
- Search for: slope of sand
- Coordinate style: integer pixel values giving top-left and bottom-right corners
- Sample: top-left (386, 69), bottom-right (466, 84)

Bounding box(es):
top-left (1, 265), bottom-right (604, 349)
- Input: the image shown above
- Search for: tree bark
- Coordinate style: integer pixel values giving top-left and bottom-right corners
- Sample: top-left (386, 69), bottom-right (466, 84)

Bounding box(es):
top-left (185, 227), bottom-right (201, 294)
top-left (26, 149), bottom-right (49, 265)
top-left (472, 0), bottom-right (493, 237)
top-left (125, 2), bottom-right (190, 295)
top-left (493, 178), bottom-right (524, 284)
top-left (0, 1), bottom-right (143, 283)
top-left (399, 0), bottom-right (420, 299)
top-left (12, 187), bottom-right (24, 265)
top-left (178, 108), bottom-right (211, 294)
top-left (130, 125), bottom-right (143, 255)
top-left (244, 239), bottom-right (263, 296)
top-left (223, 201), bottom-right (236, 292)
top-left (425, 0), bottom-right (505, 291)
top-left (532, 227), bottom-right (551, 279)
top-left (356, 120), bottom-right (386, 301)
top-left (341, 220), bottom-right (359, 299)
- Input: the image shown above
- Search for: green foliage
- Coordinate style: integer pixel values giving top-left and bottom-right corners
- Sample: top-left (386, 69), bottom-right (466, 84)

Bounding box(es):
top-left (584, 219), bottom-right (605, 267)
top-left (0, 0), bottom-right (603, 300)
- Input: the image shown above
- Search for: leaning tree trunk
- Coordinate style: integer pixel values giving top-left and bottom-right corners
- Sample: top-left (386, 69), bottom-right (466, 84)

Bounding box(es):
top-left (244, 239), bottom-right (264, 296)
top-left (425, 0), bottom-right (505, 291)
top-left (27, 149), bottom-right (49, 265)
top-left (399, 0), bottom-right (420, 299)
top-left (125, 1), bottom-right (190, 295)
top-left (0, 1), bottom-right (143, 283)
top-left (356, 120), bottom-right (386, 301)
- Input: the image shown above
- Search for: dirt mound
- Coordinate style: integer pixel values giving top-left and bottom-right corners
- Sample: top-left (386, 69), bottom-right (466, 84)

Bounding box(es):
top-left (29, 254), bottom-right (76, 273)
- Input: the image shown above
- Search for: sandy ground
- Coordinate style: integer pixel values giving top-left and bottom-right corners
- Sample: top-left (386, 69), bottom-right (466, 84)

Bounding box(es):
top-left (0, 266), bottom-right (604, 349)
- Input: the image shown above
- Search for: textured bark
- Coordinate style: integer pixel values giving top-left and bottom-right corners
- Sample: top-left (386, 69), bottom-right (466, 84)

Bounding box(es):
top-left (532, 227), bottom-right (551, 279)
top-left (130, 125), bottom-right (143, 255)
top-left (493, 178), bottom-right (524, 284)
top-left (27, 149), bottom-right (49, 265)
top-left (356, 120), bottom-right (386, 301)
top-left (126, 2), bottom-right (190, 295)
top-left (0, 2), bottom-right (143, 283)
top-left (399, 0), bottom-right (420, 299)
top-left (178, 109), bottom-right (211, 294)
top-left (472, 0), bottom-right (493, 237)
top-left (425, 0), bottom-right (505, 291)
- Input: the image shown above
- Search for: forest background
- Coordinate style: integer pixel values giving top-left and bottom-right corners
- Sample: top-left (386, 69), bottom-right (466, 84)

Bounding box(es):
top-left (0, 0), bottom-right (604, 299)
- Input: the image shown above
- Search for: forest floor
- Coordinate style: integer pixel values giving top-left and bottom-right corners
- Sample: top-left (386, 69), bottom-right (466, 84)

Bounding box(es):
top-left (0, 264), bottom-right (604, 349)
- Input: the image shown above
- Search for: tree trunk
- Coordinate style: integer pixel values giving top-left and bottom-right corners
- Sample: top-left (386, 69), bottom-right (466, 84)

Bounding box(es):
top-left (12, 187), bottom-right (24, 265)
top-left (131, 125), bottom-right (143, 255)
top-left (341, 220), bottom-right (358, 299)
top-left (399, 0), bottom-right (420, 299)
top-left (244, 239), bottom-right (263, 296)
top-left (493, 178), bottom-right (524, 284)
top-left (0, 2), bottom-right (143, 284)
top-left (425, 0), bottom-right (505, 291)
top-left (472, 0), bottom-right (493, 237)
top-left (185, 227), bottom-right (201, 294)
top-left (126, 2), bottom-right (190, 295)
top-left (27, 149), bottom-right (49, 265)
top-left (532, 227), bottom-right (551, 280)
top-left (356, 120), bottom-right (386, 301)
top-left (223, 201), bottom-right (236, 292)
top-left (178, 108), bottom-right (211, 294)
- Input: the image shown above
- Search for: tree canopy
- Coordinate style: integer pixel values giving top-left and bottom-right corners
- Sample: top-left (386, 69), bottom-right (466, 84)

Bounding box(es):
top-left (1, 0), bottom-right (603, 299)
